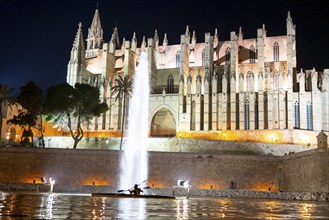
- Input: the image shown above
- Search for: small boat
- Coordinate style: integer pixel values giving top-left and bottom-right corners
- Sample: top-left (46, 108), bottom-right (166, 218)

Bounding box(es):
top-left (91, 193), bottom-right (175, 199)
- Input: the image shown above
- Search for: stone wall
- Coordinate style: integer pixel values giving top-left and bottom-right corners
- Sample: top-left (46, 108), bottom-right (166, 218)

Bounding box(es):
top-left (0, 147), bottom-right (278, 191)
top-left (279, 150), bottom-right (329, 193)
top-left (0, 148), bottom-right (120, 186)
top-left (0, 147), bottom-right (327, 194)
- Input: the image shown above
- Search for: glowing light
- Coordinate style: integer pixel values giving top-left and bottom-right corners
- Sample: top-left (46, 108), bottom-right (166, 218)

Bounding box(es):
top-left (49, 178), bottom-right (55, 194)
top-left (177, 180), bottom-right (191, 188)
top-left (183, 181), bottom-right (190, 188)
top-left (82, 178), bottom-right (109, 186)
top-left (301, 135), bottom-right (309, 144)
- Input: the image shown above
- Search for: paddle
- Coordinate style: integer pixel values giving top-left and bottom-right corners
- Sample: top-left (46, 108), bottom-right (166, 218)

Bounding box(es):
top-left (117, 179), bottom-right (147, 193)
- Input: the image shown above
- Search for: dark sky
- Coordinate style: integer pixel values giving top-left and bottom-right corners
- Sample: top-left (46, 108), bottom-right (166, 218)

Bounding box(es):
top-left (1, 0), bottom-right (328, 94)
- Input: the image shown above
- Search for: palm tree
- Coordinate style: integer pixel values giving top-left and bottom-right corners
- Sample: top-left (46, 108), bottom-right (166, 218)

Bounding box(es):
top-left (0, 84), bottom-right (16, 145)
top-left (111, 75), bottom-right (132, 150)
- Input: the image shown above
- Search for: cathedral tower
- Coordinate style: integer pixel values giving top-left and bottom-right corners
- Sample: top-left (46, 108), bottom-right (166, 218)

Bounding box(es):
top-left (67, 23), bottom-right (86, 86)
top-left (286, 11), bottom-right (296, 129)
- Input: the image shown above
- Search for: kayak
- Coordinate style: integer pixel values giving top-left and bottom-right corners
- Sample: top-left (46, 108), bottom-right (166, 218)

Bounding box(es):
top-left (91, 193), bottom-right (175, 199)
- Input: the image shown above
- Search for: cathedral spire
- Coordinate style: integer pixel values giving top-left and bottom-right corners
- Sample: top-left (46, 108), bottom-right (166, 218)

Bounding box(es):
top-left (154, 29), bottom-right (159, 50)
top-left (287, 10), bottom-right (291, 20)
top-left (153, 29), bottom-right (159, 42)
top-left (191, 30), bottom-right (196, 48)
top-left (238, 26), bottom-right (243, 43)
top-left (131, 32), bottom-right (137, 51)
top-left (185, 25), bottom-right (190, 37)
top-left (141, 35), bottom-right (146, 50)
top-left (162, 33), bottom-right (168, 48)
top-left (91, 8), bottom-right (101, 27)
top-left (286, 10), bottom-right (295, 36)
top-left (213, 28), bottom-right (219, 48)
top-left (121, 37), bottom-right (126, 51)
top-left (86, 8), bottom-right (103, 50)
top-left (72, 22), bottom-right (85, 53)
top-left (110, 27), bottom-right (120, 50)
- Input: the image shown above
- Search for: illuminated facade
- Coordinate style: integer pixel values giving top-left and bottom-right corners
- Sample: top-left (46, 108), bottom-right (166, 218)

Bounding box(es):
top-left (66, 9), bottom-right (329, 143)
top-left (0, 102), bottom-right (64, 144)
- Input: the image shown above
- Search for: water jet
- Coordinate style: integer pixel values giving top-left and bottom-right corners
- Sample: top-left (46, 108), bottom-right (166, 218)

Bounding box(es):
top-left (118, 51), bottom-right (150, 191)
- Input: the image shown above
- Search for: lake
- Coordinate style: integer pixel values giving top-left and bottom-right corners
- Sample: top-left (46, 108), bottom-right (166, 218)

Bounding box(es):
top-left (0, 191), bottom-right (328, 219)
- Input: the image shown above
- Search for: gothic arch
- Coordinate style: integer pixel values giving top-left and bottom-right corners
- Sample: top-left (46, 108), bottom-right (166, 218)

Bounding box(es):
top-left (249, 45), bottom-right (256, 63)
top-left (176, 50), bottom-right (180, 68)
top-left (244, 99), bottom-right (250, 130)
top-left (273, 42), bottom-right (279, 62)
top-left (225, 47), bottom-right (231, 65)
top-left (166, 74), bottom-right (174, 93)
top-left (150, 107), bottom-right (176, 137)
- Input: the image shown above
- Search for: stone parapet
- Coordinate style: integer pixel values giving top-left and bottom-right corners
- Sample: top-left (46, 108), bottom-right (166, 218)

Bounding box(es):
top-left (28, 136), bottom-right (318, 156)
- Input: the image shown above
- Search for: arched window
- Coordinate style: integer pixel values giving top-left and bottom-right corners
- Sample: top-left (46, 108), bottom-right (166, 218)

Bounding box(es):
top-left (246, 72), bottom-right (251, 91)
top-left (183, 96), bottom-right (186, 113)
top-left (191, 101), bottom-right (196, 130)
top-left (273, 72), bottom-right (279, 90)
top-left (273, 42), bottom-right (279, 62)
top-left (254, 95), bottom-right (259, 129)
top-left (202, 49), bottom-right (205, 66)
top-left (176, 50), bottom-right (180, 68)
top-left (225, 47), bottom-right (231, 65)
top-left (244, 100), bottom-right (250, 130)
top-left (294, 101), bottom-right (300, 128)
top-left (249, 45), bottom-right (255, 63)
top-left (306, 101), bottom-right (313, 130)
top-left (166, 74), bottom-right (174, 93)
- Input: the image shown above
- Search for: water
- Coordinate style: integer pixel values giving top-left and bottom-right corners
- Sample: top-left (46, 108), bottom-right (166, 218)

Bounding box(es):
top-left (118, 51), bottom-right (150, 191)
top-left (0, 192), bottom-right (328, 219)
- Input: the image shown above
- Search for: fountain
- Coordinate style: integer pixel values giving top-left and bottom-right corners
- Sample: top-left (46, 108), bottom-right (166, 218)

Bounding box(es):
top-left (118, 50), bottom-right (150, 191)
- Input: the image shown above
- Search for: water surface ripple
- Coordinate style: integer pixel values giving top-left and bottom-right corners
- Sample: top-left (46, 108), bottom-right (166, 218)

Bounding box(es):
top-left (0, 192), bottom-right (328, 219)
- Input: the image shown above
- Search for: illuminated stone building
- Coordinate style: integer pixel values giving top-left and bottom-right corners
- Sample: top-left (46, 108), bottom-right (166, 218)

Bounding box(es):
top-left (0, 103), bottom-right (61, 145)
top-left (66, 9), bottom-right (329, 145)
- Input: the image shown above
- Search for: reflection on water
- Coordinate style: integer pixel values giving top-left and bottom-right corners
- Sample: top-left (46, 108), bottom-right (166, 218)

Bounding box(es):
top-left (118, 197), bottom-right (146, 219)
top-left (176, 198), bottom-right (190, 219)
top-left (40, 193), bottom-right (54, 219)
top-left (0, 191), bottom-right (328, 219)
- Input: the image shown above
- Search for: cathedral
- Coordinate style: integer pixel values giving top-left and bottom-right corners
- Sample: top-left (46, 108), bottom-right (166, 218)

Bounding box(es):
top-left (66, 8), bottom-right (329, 145)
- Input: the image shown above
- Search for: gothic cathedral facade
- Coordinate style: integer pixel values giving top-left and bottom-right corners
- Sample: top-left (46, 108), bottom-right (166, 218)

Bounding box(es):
top-left (67, 9), bottom-right (329, 144)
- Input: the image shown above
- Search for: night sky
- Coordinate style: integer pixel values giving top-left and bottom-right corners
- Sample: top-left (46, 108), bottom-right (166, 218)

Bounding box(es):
top-left (1, 0), bottom-right (328, 94)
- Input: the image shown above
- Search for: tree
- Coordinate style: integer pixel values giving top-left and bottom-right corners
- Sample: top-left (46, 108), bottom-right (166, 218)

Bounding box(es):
top-left (0, 84), bottom-right (16, 145)
top-left (7, 81), bottom-right (44, 146)
top-left (111, 74), bottom-right (132, 150)
top-left (44, 83), bottom-right (108, 149)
